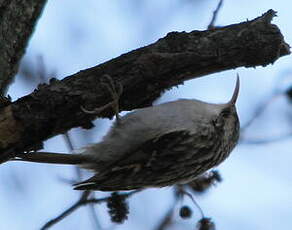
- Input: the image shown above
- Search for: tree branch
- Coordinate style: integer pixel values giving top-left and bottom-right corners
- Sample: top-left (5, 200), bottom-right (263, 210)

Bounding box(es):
top-left (208, 0), bottom-right (224, 29)
top-left (0, 0), bottom-right (47, 94)
top-left (0, 9), bottom-right (290, 162)
top-left (41, 190), bottom-right (139, 230)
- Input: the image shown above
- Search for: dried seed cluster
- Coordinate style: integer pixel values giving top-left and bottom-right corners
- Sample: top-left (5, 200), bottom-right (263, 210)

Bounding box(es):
top-left (107, 192), bottom-right (129, 223)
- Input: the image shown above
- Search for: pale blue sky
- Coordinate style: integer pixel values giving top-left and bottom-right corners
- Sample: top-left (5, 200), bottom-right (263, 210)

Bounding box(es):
top-left (1, 0), bottom-right (292, 229)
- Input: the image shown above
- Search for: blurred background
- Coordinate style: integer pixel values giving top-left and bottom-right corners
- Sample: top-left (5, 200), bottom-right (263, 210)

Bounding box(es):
top-left (1, 0), bottom-right (292, 229)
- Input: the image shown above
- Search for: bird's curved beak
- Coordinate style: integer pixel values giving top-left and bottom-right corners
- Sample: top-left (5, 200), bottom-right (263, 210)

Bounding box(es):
top-left (227, 74), bottom-right (240, 106)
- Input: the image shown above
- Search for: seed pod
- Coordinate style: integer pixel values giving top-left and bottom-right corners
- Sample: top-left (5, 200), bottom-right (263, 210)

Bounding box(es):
top-left (179, 206), bottom-right (192, 219)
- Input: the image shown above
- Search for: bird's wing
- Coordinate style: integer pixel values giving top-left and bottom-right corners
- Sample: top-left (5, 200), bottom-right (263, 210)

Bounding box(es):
top-left (74, 128), bottom-right (217, 191)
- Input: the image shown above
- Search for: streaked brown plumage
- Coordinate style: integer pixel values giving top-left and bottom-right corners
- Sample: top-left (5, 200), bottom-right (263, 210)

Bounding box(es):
top-left (15, 76), bottom-right (240, 191)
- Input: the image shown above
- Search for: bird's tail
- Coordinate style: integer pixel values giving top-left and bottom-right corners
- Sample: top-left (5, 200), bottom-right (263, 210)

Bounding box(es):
top-left (12, 152), bottom-right (87, 165)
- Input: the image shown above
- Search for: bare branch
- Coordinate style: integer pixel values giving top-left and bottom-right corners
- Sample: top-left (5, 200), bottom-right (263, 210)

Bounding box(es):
top-left (208, 0), bottom-right (224, 29)
top-left (41, 191), bottom-right (91, 230)
top-left (0, 0), bottom-right (47, 94)
top-left (0, 9), bottom-right (290, 163)
top-left (41, 190), bottom-right (140, 230)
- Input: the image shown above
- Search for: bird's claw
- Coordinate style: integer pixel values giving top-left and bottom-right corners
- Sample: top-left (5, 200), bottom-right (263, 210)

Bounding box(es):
top-left (82, 74), bottom-right (123, 123)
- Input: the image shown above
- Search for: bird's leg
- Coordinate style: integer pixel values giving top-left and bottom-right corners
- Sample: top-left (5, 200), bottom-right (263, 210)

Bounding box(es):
top-left (81, 74), bottom-right (123, 124)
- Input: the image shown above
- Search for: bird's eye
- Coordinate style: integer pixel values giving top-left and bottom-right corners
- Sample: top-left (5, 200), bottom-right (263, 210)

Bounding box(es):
top-left (221, 109), bottom-right (230, 118)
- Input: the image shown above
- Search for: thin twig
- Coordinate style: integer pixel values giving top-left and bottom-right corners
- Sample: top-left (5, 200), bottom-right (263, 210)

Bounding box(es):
top-left (240, 132), bottom-right (292, 144)
top-left (208, 0), bottom-right (224, 29)
top-left (87, 200), bottom-right (102, 230)
top-left (240, 93), bottom-right (280, 133)
top-left (239, 91), bottom-right (292, 144)
top-left (63, 133), bottom-right (82, 179)
top-left (41, 190), bottom-right (140, 230)
top-left (181, 190), bottom-right (204, 218)
top-left (41, 191), bottom-right (91, 230)
top-left (155, 205), bottom-right (175, 230)
top-left (63, 132), bottom-right (102, 229)
top-left (175, 185), bottom-right (204, 218)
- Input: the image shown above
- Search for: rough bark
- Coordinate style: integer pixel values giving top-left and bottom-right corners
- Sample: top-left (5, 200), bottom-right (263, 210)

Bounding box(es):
top-left (0, 0), bottom-right (47, 94)
top-left (0, 9), bottom-right (290, 162)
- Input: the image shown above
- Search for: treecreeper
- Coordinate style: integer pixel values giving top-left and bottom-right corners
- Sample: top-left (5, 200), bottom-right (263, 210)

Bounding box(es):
top-left (13, 75), bottom-right (240, 191)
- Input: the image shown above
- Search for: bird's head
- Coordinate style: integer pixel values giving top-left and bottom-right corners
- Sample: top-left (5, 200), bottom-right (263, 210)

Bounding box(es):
top-left (214, 74), bottom-right (240, 145)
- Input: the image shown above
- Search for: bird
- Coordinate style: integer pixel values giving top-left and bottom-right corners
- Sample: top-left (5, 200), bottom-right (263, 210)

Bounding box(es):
top-left (14, 75), bottom-right (240, 191)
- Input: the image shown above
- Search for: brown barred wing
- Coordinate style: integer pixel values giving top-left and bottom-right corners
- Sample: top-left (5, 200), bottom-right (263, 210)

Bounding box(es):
top-left (74, 129), bottom-right (218, 191)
